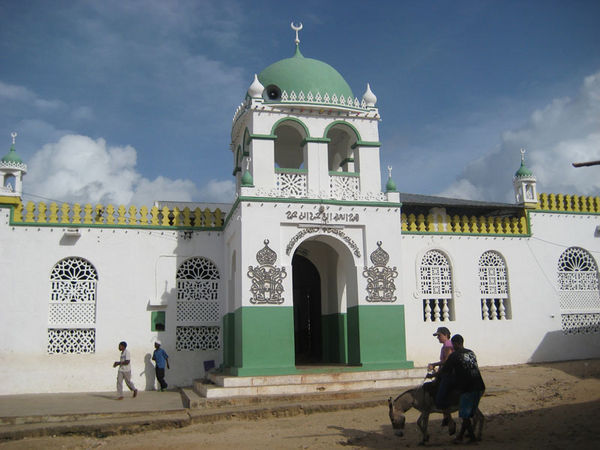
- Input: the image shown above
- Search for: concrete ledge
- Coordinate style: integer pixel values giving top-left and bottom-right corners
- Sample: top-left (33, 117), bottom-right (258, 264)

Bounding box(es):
top-left (208, 368), bottom-right (425, 387)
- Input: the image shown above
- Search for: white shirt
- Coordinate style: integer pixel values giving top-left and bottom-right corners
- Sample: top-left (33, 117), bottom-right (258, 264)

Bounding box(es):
top-left (119, 349), bottom-right (132, 372)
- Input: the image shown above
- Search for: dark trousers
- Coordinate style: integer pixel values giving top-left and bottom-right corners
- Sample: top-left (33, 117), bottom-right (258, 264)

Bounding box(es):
top-left (435, 375), bottom-right (452, 409)
top-left (155, 367), bottom-right (168, 390)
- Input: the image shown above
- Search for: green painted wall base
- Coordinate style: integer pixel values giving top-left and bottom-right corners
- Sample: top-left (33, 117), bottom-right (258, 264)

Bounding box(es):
top-left (228, 306), bottom-right (296, 376)
top-left (347, 304), bottom-right (413, 369)
top-left (321, 313), bottom-right (347, 363)
top-left (222, 304), bottom-right (412, 377)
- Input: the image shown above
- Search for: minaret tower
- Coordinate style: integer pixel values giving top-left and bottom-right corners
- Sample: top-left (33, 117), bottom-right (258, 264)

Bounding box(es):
top-left (222, 25), bottom-right (410, 377)
top-left (230, 22), bottom-right (388, 201)
top-left (0, 132), bottom-right (27, 202)
top-left (513, 148), bottom-right (537, 208)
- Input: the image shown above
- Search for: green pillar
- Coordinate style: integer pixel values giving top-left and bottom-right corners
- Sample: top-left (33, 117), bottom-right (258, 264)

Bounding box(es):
top-left (230, 306), bottom-right (297, 376)
top-left (347, 304), bottom-right (413, 370)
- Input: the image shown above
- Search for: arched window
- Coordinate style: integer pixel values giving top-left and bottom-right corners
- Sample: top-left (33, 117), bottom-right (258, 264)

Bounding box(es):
top-left (175, 257), bottom-right (221, 351)
top-left (48, 257), bottom-right (97, 354)
top-left (273, 120), bottom-right (307, 169)
top-left (557, 247), bottom-right (600, 334)
top-left (479, 251), bottom-right (511, 320)
top-left (419, 250), bottom-right (454, 322)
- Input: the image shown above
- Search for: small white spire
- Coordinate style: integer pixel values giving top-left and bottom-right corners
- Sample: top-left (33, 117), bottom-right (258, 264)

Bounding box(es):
top-left (291, 22), bottom-right (303, 45)
top-left (520, 148), bottom-right (526, 163)
top-left (387, 166), bottom-right (392, 178)
top-left (11, 131), bottom-right (17, 145)
top-left (362, 83), bottom-right (377, 107)
top-left (247, 74), bottom-right (264, 98)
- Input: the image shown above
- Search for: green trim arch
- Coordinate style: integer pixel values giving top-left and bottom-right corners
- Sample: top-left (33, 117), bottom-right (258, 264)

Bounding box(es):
top-left (323, 120), bottom-right (362, 142)
top-left (232, 145), bottom-right (242, 176)
top-left (243, 128), bottom-right (251, 154)
top-left (270, 117), bottom-right (310, 138)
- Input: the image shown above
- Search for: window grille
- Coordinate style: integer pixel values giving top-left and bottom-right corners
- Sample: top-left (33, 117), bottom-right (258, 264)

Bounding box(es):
top-left (48, 257), bottom-right (97, 354)
top-left (419, 250), bottom-right (454, 322)
top-left (479, 251), bottom-right (511, 320)
top-left (176, 257), bottom-right (221, 351)
top-left (557, 247), bottom-right (600, 335)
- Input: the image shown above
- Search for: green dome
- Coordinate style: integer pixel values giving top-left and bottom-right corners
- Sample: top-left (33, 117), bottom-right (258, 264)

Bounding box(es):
top-left (385, 176), bottom-right (397, 192)
top-left (258, 46), bottom-right (353, 102)
top-left (515, 161), bottom-right (533, 177)
top-left (241, 169), bottom-right (254, 186)
top-left (1, 145), bottom-right (24, 164)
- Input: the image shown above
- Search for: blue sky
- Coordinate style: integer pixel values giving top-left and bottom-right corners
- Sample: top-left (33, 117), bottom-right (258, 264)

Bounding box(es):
top-left (1, 0), bottom-right (599, 206)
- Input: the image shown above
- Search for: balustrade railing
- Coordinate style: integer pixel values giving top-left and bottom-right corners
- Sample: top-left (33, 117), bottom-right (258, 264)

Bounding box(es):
top-left (275, 169), bottom-right (307, 198)
top-left (329, 172), bottom-right (360, 200)
top-left (537, 193), bottom-right (600, 212)
top-left (7, 201), bottom-right (224, 228)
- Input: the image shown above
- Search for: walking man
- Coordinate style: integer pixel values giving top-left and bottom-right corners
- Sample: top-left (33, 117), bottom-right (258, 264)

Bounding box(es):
top-left (113, 341), bottom-right (138, 400)
top-left (152, 340), bottom-right (170, 391)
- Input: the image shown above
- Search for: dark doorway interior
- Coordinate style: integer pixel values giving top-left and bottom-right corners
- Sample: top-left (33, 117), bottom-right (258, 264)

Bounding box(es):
top-left (292, 253), bottom-right (322, 364)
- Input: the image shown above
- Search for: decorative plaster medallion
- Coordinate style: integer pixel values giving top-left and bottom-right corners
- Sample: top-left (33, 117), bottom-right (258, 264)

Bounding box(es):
top-left (363, 241), bottom-right (398, 302)
top-left (248, 239), bottom-right (287, 304)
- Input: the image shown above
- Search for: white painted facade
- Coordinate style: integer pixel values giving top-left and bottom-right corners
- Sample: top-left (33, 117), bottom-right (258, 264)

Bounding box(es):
top-left (1, 34), bottom-right (599, 395)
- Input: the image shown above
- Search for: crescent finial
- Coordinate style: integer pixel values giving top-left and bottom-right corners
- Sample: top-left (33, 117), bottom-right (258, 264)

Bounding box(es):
top-left (291, 22), bottom-right (303, 45)
top-left (11, 132), bottom-right (17, 145)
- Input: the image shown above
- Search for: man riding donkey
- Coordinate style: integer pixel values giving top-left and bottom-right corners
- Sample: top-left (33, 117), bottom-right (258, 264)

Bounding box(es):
top-left (426, 326), bottom-right (456, 435)
top-left (388, 330), bottom-right (485, 444)
top-left (438, 334), bottom-right (486, 443)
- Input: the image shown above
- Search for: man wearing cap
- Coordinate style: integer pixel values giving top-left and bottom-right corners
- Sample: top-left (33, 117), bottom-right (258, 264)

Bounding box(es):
top-left (152, 341), bottom-right (170, 391)
top-left (428, 327), bottom-right (455, 433)
top-left (428, 326), bottom-right (454, 372)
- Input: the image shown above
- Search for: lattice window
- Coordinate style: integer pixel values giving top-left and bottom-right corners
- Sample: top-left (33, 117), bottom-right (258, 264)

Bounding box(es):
top-left (275, 171), bottom-right (307, 198)
top-left (48, 328), bottom-right (95, 354)
top-left (561, 313), bottom-right (600, 335)
top-left (176, 326), bottom-right (220, 351)
top-left (479, 251), bottom-right (511, 320)
top-left (330, 174), bottom-right (360, 201)
top-left (176, 257), bottom-right (222, 351)
top-left (48, 257), bottom-right (97, 353)
top-left (177, 280), bottom-right (219, 301)
top-left (557, 247), bottom-right (600, 335)
top-left (419, 250), bottom-right (454, 322)
top-left (176, 301), bottom-right (220, 323)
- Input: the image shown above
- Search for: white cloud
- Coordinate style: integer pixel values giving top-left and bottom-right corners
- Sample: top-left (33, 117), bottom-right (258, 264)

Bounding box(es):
top-left (0, 81), bottom-right (64, 110)
top-left (198, 179), bottom-right (236, 203)
top-left (24, 134), bottom-right (204, 207)
top-left (441, 71), bottom-right (600, 202)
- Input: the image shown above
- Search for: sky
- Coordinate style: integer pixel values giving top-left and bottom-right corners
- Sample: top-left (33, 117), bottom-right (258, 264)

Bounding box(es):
top-left (1, 0), bottom-right (599, 206)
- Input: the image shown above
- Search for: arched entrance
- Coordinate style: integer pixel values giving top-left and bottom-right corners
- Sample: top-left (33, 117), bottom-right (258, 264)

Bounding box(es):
top-left (291, 237), bottom-right (357, 366)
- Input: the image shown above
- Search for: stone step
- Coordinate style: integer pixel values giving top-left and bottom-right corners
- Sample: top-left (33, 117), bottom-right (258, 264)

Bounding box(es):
top-left (207, 368), bottom-right (425, 388)
top-left (193, 369), bottom-right (426, 400)
top-left (179, 387), bottom-right (204, 409)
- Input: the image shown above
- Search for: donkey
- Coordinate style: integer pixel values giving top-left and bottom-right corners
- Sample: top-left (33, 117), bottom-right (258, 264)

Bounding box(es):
top-left (388, 385), bottom-right (484, 445)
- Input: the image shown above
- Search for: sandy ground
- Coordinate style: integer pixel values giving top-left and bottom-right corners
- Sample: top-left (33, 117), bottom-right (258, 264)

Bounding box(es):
top-left (2, 359), bottom-right (600, 449)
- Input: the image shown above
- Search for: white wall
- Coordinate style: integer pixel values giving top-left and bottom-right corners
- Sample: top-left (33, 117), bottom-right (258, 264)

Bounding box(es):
top-left (0, 206), bottom-right (225, 394)
top-left (402, 211), bottom-right (600, 368)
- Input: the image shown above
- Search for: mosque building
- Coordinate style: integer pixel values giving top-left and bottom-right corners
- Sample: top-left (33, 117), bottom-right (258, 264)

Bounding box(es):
top-left (1, 26), bottom-right (598, 395)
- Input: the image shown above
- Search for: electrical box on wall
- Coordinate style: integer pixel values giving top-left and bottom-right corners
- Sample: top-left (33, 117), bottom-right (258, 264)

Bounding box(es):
top-left (151, 311), bottom-right (166, 331)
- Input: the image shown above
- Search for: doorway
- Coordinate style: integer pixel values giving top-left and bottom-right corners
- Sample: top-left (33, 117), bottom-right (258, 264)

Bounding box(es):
top-left (292, 254), bottom-right (322, 364)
